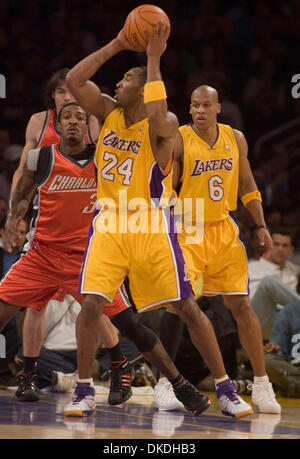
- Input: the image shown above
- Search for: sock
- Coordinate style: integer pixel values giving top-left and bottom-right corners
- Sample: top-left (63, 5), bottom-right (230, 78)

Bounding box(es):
top-left (23, 356), bottom-right (38, 374)
top-left (169, 373), bottom-right (184, 388)
top-left (254, 375), bottom-right (269, 383)
top-left (111, 356), bottom-right (128, 368)
top-left (214, 374), bottom-right (229, 386)
top-left (159, 311), bottom-right (184, 361)
top-left (78, 378), bottom-right (93, 386)
top-left (107, 343), bottom-right (126, 365)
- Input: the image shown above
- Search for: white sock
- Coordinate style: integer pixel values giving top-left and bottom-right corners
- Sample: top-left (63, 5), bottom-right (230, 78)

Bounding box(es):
top-left (254, 375), bottom-right (269, 384)
top-left (214, 374), bottom-right (229, 386)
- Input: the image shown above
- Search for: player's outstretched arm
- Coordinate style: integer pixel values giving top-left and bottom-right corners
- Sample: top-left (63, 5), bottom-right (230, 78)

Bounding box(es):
top-left (144, 23), bottom-right (179, 171)
top-left (6, 158), bottom-right (37, 252)
top-left (66, 29), bottom-right (136, 122)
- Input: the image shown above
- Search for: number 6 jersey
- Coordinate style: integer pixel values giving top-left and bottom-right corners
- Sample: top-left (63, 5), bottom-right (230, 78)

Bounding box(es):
top-left (178, 123), bottom-right (239, 223)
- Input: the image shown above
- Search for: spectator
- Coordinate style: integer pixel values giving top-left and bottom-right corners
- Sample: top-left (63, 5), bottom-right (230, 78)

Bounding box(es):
top-left (264, 300), bottom-right (300, 397)
top-left (0, 197), bottom-right (8, 223)
top-left (0, 129), bottom-right (11, 174)
top-left (0, 144), bottom-right (23, 201)
top-left (16, 294), bottom-right (155, 392)
top-left (249, 228), bottom-right (300, 340)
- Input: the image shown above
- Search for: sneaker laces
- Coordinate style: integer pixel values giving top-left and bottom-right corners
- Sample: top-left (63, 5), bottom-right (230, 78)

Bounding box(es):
top-left (111, 365), bottom-right (131, 391)
top-left (72, 384), bottom-right (94, 404)
top-left (18, 372), bottom-right (38, 390)
top-left (223, 389), bottom-right (240, 403)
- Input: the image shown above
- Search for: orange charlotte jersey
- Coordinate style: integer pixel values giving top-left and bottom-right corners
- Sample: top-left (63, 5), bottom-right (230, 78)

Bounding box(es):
top-left (0, 143), bottom-right (129, 314)
top-left (31, 144), bottom-right (97, 252)
top-left (178, 123), bottom-right (239, 223)
top-left (37, 109), bottom-right (94, 148)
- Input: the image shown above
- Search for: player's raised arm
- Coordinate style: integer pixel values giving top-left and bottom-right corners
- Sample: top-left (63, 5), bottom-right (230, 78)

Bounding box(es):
top-left (144, 23), bottom-right (179, 170)
top-left (66, 29), bottom-right (136, 122)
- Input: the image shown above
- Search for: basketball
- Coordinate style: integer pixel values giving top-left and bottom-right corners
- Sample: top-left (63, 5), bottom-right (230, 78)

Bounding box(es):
top-left (124, 4), bottom-right (171, 52)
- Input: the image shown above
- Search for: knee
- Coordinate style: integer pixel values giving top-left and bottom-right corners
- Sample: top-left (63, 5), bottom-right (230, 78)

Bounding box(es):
top-left (25, 308), bottom-right (44, 322)
top-left (259, 275), bottom-right (279, 292)
top-left (229, 297), bottom-right (253, 323)
top-left (172, 297), bottom-right (201, 324)
top-left (81, 295), bottom-right (104, 325)
top-left (111, 309), bottom-right (158, 352)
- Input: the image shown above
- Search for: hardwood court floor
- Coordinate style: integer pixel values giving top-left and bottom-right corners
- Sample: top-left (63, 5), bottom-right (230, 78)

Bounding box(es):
top-left (0, 387), bottom-right (300, 440)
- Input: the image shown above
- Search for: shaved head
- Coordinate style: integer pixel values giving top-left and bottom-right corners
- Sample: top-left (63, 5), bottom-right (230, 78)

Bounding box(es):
top-left (191, 85), bottom-right (219, 103)
top-left (189, 85), bottom-right (221, 131)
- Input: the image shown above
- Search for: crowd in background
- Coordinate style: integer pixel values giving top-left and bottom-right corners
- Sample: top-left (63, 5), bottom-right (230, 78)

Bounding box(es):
top-left (1, 0), bottom-right (300, 254)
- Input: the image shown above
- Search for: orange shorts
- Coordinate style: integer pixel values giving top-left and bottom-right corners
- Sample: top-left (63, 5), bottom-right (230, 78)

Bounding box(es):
top-left (0, 241), bottom-right (128, 316)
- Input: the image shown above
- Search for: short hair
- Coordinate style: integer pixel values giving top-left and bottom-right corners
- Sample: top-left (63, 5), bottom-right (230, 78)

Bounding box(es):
top-left (270, 227), bottom-right (296, 246)
top-left (44, 68), bottom-right (70, 109)
top-left (57, 102), bottom-right (89, 124)
top-left (130, 66), bottom-right (147, 87)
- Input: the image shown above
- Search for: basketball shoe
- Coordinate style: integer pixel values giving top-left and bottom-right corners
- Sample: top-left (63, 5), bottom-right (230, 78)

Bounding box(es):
top-left (108, 359), bottom-right (133, 405)
top-left (155, 377), bottom-right (253, 418)
top-left (251, 379), bottom-right (281, 414)
top-left (51, 371), bottom-right (78, 393)
top-left (216, 379), bottom-right (254, 418)
top-left (15, 371), bottom-right (39, 402)
top-left (172, 377), bottom-right (211, 415)
top-left (154, 377), bottom-right (184, 411)
top-left (64, 384), bottom-right (96, 417)
top-left (154, 377), bottom-right (210, 415)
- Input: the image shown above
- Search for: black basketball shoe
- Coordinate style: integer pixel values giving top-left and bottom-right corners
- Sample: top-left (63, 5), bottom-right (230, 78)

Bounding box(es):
top-left (15, 371), bottom-right (39, 402)
top-left (108, 359), bottom-right (133, 405)
top-left (173, 378), bottom-right (211, 415)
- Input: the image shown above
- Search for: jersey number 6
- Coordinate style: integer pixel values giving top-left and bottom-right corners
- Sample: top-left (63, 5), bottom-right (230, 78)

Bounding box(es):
top-left (208, 175), bottom-right (224, 201)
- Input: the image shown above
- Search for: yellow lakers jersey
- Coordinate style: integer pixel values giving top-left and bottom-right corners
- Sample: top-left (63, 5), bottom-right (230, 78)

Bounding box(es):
top-left (178, 123), bottom-right (239, 223)
top-left (95, 108), bottom-right (173, 219)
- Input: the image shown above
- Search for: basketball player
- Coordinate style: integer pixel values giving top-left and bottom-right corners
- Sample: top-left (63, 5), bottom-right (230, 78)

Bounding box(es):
top-left (0, 103), bottom-right (130, 404)
top-left (63, 24), bottom-right (252, 418)
top-left (154, 85), bottom-right (281, 414)
top-left (6, 69), bottom-right (129, 405)
top-left (11, 68), bottom-right (99, 192)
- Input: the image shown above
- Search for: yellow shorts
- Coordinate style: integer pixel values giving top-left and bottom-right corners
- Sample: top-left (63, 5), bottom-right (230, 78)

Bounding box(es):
top-left (178, 215), bottom-right (249, 296)
top-left (80, 211), bottom-right (192, 312)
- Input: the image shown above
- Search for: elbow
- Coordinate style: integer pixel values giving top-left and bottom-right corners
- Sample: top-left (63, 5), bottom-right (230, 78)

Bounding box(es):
top-left (65, 71), bottom-right (75, 90)
top-left (65, 70), bottom-right (81, 91)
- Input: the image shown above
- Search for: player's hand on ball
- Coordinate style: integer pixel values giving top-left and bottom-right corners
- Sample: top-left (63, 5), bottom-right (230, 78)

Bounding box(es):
top-left (145, 22), bottom-right (169, 58)
top-left (116, 28), bottom-right (138, 52)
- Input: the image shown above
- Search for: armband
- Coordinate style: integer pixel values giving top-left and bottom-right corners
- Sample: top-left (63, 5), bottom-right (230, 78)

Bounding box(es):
top-left (144, 81), bottom-right (167, 104)
top-left (241, 190), bottom-right (262, 207)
